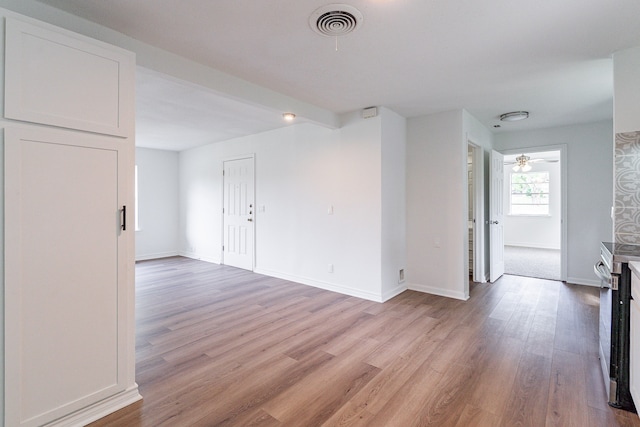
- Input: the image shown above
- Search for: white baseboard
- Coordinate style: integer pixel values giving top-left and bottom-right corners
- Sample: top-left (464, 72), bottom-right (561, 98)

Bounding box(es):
top-left (504, 243), bottom-right (561, 250)
top-left (135, 251), bottom-right (179, 261)
top-left (254, 268), bottom-right (385, 302)
top-left (48, 385), bottom-right (141, 427)
top-left (178, 251), bottom-right (220, 264)
top-left (566, 277), bottom-right (601, 287)
top-left (407, 282), bottom-right (469, 301)
top-left (381, 283), bottom-right (408, 302)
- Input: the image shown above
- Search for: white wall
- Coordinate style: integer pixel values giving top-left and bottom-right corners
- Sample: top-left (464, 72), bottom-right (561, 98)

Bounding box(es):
top-left (179, 116), bottom-right (393, 301)
top-left (381, 108), bottom-right (407, 300)
top-left (407, 110), bottom-right (468, 300)
top-left (503, 159), bottom-right (561, 249)
top-left (494, 120), bottom-right (613, 286)
top-left (135, 148), bottom-right (179, 260)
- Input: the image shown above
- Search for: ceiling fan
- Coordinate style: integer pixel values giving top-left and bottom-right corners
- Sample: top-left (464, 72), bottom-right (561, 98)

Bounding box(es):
top-left (504, 154), bottom-right (559, 172)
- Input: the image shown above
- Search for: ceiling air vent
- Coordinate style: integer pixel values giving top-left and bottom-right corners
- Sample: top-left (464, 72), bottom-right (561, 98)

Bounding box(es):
top-left (309, 4), bottom-right (363, 37)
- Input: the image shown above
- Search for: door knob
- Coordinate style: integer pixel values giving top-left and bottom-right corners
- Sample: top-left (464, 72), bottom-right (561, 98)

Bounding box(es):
top-left (247, 218), bottom-right (253, 222)
top-left (491, 220), bottom-right (499, 225)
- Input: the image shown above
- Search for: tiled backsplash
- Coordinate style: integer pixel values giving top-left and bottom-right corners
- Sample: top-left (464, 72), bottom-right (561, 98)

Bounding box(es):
top-left (614, 131), bottom-right (640, 244)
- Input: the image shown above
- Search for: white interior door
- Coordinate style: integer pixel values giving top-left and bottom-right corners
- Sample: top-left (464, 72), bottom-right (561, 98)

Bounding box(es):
top-left (490, 150), bottom-right (505, 282)
top-left (223, 157), bottom-right (255, 270)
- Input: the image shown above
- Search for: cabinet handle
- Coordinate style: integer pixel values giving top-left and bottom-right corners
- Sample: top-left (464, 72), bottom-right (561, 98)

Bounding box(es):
top-left (122, 205), bottom-right (127, 231)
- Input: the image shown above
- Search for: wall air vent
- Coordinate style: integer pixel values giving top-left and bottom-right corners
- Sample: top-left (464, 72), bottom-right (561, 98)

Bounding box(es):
top-left (309, 4), bottom-right (363, 37)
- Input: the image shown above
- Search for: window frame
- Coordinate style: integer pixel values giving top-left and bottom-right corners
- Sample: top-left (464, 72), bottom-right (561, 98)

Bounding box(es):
top-left (509, 170), bottom-right (550, 216)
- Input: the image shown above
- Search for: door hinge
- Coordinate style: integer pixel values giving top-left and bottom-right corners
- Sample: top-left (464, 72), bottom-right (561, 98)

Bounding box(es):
top-left (222, 245), bottom-right (225, 251)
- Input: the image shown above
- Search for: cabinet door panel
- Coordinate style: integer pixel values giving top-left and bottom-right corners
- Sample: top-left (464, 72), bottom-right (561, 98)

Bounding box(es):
top-left (5, 127), bottom-right (128, 426)
top-left (4, 17), bottom-right (134, 137)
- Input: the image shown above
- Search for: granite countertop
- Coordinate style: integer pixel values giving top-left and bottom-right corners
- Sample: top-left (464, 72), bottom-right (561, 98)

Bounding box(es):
top-left (602, 242), bottom-right (640, 263)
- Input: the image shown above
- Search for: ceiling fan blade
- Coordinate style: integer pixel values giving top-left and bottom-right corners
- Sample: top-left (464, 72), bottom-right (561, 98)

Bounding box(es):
top-left (530, 158), bottom-right (559, 163)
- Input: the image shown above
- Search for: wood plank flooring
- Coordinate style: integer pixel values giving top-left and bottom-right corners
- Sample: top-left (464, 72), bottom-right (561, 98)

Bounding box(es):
top-left (89, 257), bottom-right (640, 426)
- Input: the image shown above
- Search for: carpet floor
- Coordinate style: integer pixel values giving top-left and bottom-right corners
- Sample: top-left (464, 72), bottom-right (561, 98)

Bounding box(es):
top-left (504, 245), bottom-right (561, 281)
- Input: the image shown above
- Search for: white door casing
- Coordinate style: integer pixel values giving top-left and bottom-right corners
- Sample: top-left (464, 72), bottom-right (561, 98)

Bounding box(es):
top-left (223, 157), bottom-right (255, 271)
top-left (489, 150), bottom-right (505, 282)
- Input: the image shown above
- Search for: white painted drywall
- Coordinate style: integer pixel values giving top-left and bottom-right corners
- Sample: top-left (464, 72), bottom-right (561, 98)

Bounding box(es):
top-left (406, 110), bottom-right (468, 300)
top-left (494, 120), bottom-right (613, 286)
top-left (179, 118), bottom-right (386, 301)
top-left (503, 159), bottom-right (561, 249)
top-left (135, 148), bottom-right (179, 260)
top-left (614, 46), bottom-right (640, 133)
top-left (381, 108), bottom-right (407, 300)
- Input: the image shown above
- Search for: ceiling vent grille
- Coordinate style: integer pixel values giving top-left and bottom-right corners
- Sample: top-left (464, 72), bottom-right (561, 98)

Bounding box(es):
top-left (309, 4), bottom-right (363, 37)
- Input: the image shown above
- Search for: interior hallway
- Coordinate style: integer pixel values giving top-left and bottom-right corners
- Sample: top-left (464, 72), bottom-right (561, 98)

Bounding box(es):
top-left (90, 257), bottom-right (639, 426)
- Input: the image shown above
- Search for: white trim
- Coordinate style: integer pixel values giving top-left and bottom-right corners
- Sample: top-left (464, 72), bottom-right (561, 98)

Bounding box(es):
top-left (45, 386), bottom-right (141, 427)
top-left (499, 145), bottom-right (567, 282)
top-left (135, 251), bottom-right (180, 261)
top-left (407, 282), bottom-right (470, 301)
top-left (381, 284), bottom-right (408, 302)
top-left (255, 268), bottom-right (385, 302)
top-left (178, 251), bottom-right (220, 264)
top-left (505, 243), bottom-right (561, 250)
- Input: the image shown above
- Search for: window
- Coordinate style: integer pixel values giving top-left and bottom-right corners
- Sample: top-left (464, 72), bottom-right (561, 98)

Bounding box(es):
top-left (510, 172), bottom-right (549, 215)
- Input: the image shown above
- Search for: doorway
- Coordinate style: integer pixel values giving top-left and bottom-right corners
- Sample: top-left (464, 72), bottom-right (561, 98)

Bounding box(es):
top-left (500, 148), bottom-right (565, 281)
top-left (467, 142), bottom-right (485, 286)
top-left (222, 156), bottom-right (255, 271)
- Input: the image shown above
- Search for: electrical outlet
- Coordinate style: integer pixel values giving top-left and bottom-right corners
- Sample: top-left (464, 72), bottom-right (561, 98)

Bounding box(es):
top-left (399, 269), bottom-right (405, 283)
top-left (328, 263), bottom-right (334, 273)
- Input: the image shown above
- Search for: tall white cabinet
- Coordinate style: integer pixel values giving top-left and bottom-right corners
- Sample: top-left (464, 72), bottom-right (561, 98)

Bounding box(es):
top-left (2, 10), bottom-right (139, 427)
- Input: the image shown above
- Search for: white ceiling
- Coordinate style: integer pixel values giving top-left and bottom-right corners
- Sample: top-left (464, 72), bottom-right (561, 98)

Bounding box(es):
top-left (135, 67), bottom-right (306, 151)
top-left (35, 0), bottom-right (640, 151)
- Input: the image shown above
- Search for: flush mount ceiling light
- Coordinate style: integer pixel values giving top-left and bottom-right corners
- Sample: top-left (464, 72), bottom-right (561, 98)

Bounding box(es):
top-left (282, 112), bottom-right (296, 121)
top-left (500, 111), bottom-right (529, 122)
top-left (309, 4), bottom-right (363, 37)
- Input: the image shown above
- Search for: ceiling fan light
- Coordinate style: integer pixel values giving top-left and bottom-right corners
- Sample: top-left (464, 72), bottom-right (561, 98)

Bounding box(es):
top-left (512, 164), bottom-right (520, 172)
top-left (522, 164), bottom-right (532, 172)
top-left (500, 111), bottom-right (529, 122)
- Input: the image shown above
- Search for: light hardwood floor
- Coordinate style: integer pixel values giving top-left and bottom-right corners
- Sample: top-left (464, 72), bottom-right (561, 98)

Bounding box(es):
top-left (90, 257), bottom-right (640, 426)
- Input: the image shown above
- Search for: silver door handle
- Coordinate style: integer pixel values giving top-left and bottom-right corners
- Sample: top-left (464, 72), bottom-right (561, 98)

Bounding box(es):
top-left (490, 220), bottom-right (499, 225)
top-left (247, 218), bottom-right (253, 222)
top-left (594, 261), bottom-right (611, 288)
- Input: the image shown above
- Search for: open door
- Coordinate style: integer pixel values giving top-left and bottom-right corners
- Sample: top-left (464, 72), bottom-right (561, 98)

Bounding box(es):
top-left (489, 150), bottom-right (505, 282)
